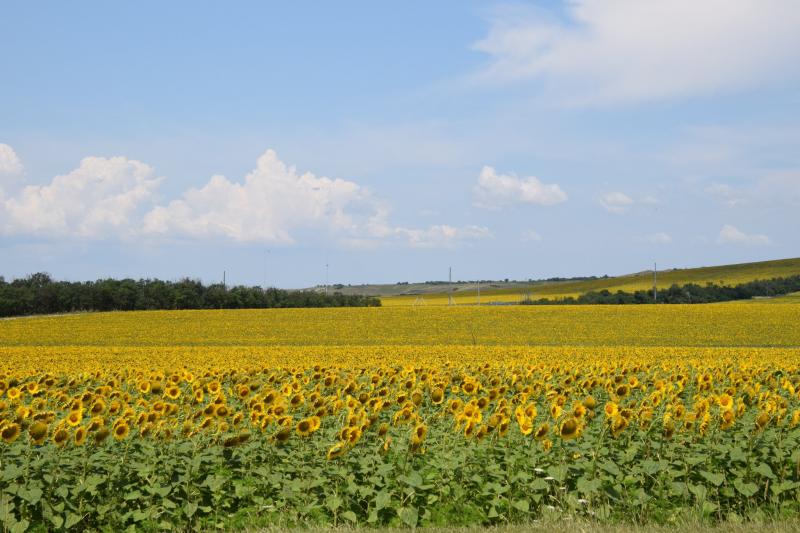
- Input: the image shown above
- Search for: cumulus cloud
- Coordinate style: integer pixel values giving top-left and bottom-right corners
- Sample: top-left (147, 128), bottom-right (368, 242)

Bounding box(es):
top-left (473, 165), bottom-right (567, 209)
top-left (0, 144), bottom-right (23, 176)
top-left (142, 150), bottom-right (375, 243)
top-left (643, 232), bottom-right (672, 244)
top-left (0, 147), bottom-right (489, 249)
top-left (706, 172), bottom-right (800, 208)
top-left (521, 229), bottom-right (542, 242)
top-left (0, 156), bottom-right (162, 238)
top-left (394, 225), bottom-right (492, 249)
top-left (716, 224), bottom-right (770, 245)
top-left (599, 192), bottom-right (635, 213)
top-left (472, 0), bottom-right (800, 105)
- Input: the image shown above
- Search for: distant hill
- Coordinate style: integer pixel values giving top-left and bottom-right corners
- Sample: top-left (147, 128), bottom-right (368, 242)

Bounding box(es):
top-left (375, 257), bottom-right (800, 306)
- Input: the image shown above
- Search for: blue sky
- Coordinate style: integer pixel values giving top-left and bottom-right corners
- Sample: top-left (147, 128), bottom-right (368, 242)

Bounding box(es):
top-left (1, 1), bottom-right (799, 287)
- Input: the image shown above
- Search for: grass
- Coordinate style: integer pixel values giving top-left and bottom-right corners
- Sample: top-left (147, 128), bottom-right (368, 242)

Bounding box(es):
top-left (382, 257), bottom-right (800, 306)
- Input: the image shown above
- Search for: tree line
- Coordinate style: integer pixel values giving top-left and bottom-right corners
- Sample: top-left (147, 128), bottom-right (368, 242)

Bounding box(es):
top-left (0, 273), bottom-right (381, 317)
top-left (520, 275), bottom-right (800, 305)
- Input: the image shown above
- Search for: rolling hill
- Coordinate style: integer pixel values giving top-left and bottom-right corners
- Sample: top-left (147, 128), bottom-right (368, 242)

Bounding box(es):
top-left (380, 257), bottom-right (800, 306)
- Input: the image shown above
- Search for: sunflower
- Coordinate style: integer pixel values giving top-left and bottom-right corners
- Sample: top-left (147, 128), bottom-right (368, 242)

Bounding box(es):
top-left (534, 422), bottom-right (550, 441)
top-left (720, 409), bottom-right (735, 430)
top-left (6, 387), bottom-right (21, 401)
top-left (611, 414), bottom-right (628, 438)
top-left (53, 427), bottom-right (70, 447)
top-left (559, 417), bottom-right (581, 440)
top-left (164, 386), bottom-right (181, 400)
top-left (583, 395), bottom-right (597, 410)
top-left (113, 422), bottom-right (130, 441)
top-left (295, 418), bottom-right (314, 437)
top-left (430, 387), bottom-right (444, 405)
top-left (28, 421), bottom-right (49, 445)
top-left (273, 427), bottom-right (292, 443)
top-left (448, 398), bottom-right (464, 414)
top-left (410, 423), bottom-right (427, 446)
top-left (604, 401), bottom-right (619, 418)
top-left (327, 442), bottom-right (347, 460)
top-left (95, 427), bottom-right (111, 444)
top-left (74, 427), bottom-right (88, 446)
top-left (137, 380), bottom-right (151, 394)
top-left (755, 411), bottom-right (771, 430)
top-left (718, 393), bottom-right (734, 410)
top-left (1, 423), bottom-right (21, 444)
top-left (518, 417), bottom-right (534, 436)
top-left (66, 410), bottom-right (83, 427)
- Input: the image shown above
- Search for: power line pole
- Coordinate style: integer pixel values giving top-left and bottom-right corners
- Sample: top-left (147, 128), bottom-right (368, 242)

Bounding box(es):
top-left (477, 280), bottom-right (480, 306)
top-left (325, 261), bottom-right (329, 296)
top-left (653, 262), bottom-right (657, 303)
top-left (223, 270), bottom-right (226, 290)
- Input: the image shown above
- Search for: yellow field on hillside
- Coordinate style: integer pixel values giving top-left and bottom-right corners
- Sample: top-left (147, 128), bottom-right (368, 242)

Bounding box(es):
top-left (382, 257), bottom-right (800, 306)
top-left (1, 303), bottom-right (799, 348)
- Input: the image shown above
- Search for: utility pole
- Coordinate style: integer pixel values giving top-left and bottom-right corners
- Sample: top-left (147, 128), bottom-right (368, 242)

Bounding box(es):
top-left (477, 280), bottom-right (480, 306)
top-left (448, 267), bottom-right (453, 306)
top-left (223, 270), bottom-right (226, 290)
top-left (653, 262), bottom-right (657, 303)
top-left (325, 261), bottom-right (329, 295)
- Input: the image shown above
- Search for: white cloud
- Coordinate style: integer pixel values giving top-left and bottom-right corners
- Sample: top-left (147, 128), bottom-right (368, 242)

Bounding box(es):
top-left (394, 224), bottom-right (492, 249)
top-left (521, 229), bottom-right (542, 242)
top-left (705, 183), bottom-right (745, 207)
top-left (0, 144), bottom-right (23, 176)
top-left (706, 171), bottom-right (800, 208)
top-left (644, 232), bottom-right (672, 244)
top-left (472, 0), bottom-right (800, 105)
top-left (473, 165), bottom-right (567, 209)
top-left (143, 149), bottom-right (374, 243)
top-left (716, 224), bottom-right (770, 246)
top-left (0, 148), bottom-right (493, 249)
top-left (1, 156), bottom-right (162, 238)
top-left (599, 192), bottom-right (635, 214)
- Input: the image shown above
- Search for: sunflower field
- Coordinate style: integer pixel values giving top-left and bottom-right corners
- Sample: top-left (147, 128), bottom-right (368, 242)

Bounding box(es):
top-left (2, 306), bottom-right (800, 530)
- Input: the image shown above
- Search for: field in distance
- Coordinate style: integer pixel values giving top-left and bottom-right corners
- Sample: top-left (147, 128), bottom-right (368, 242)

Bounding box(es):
top-left (2, 302), bottom-right (799, 349)
top-left (373, 257), bottom-right (800, 306)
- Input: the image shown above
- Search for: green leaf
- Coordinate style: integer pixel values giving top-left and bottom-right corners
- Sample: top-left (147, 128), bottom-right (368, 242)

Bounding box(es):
top-left (398, 506), bottom-right (418, 528)
top-left (185, 502), bottom-right (198, 518)
top-left (754, 462), bottom-right (776, 480)
top-left (341, 510), bottom-right (357, 522)
top-left (64, 512), bottom-right (83, 529)
top-left (47, 513), bottom-right (64, 529)
top-left (529, 478), bottom-right (548, 492)
top-left (10, 519), bottom-right (29, 533)
top-left (512, 499), bottom-right (530, 513)
top-left (401, 471), bottom-right (423, 488)
top-left (326, 495), bottom-right (342, 512)
top-left (375, 490), bottom-right (390, 511)
top-left (577, 477), bottom-right (602, 494)
top-left (548, 465), bottom-right (568, 482)
top-left (734, 479), bottom-right (758, 497)
top-left (700, 471), bottom-right (724, 487)
top-left (18, 486), bottom-right (43, 505)
top-left (599, 461), bottom-right (622, 477)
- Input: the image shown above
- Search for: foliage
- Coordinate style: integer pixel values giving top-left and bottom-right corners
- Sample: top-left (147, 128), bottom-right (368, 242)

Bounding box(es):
top-left (0, 273), bottom-right (380, 317)
top-left (3, 345), bottom-right (800, 528)
top-left (520, 275), bottom-right (800, 305)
